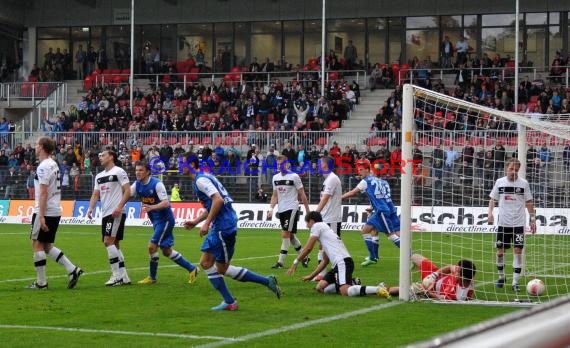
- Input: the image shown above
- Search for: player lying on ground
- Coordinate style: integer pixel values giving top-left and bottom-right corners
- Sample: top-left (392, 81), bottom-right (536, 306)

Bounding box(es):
top-left (386, 254), bottom-right (476, 301)
top-left (286, 211), bottom-right (390, 298)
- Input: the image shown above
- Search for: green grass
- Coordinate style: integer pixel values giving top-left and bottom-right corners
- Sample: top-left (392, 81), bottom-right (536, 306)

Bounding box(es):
top-left (0, 225), bottom-right (524, 347)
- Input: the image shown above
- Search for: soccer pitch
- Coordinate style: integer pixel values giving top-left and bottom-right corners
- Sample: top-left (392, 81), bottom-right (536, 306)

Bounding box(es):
top-left (0, 224), bottom-right (517, 347)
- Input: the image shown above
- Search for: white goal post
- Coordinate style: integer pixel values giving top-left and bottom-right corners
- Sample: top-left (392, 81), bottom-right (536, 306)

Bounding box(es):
top-left (399, 83), bottom-right (570, 304)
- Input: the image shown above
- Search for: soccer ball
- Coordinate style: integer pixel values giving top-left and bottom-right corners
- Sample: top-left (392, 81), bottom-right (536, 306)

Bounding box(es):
top-left (526, 279), bottom-right (545, 296)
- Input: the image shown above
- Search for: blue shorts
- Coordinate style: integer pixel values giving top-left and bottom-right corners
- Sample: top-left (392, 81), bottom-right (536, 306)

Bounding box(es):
top-left (365, 212), bottom-right (400, 235)
top-left (201, 228), bottom-right (237, 263)
top-left (150, 218), bottom-right (175, 248)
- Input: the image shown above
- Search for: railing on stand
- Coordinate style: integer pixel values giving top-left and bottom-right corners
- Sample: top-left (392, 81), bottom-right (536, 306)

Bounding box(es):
top-left (398, 65), bottom-right (570, 90)
top-left (91, 69), bottom-right (368, 91)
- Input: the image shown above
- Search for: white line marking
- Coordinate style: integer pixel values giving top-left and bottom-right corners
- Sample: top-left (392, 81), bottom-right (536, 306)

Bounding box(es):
top-left (0, 325), bottom-right (237, 341)
top-left (195, 301), bottom-right (402, 348)
top-left (0, 255), bottom-right (277, 284)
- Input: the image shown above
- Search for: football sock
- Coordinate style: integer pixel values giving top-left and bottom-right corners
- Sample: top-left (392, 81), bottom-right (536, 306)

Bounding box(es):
top-left (291, 236), bottom-right (302, 252)
top-left (513, 254), bottom-right (522, 285)
top-left (371, 236), bottom-right (380, 260)
top-left (150, 252), bottom-right (159, 279)
top-left (206, 265), bottom-right (234, 304)
top-left (118, 249), bottom-right (128, 278)
top-left (106, 245), bottom-right (121, 276)
top-left (388, 234), bottom-right (401, 248)
top-left (225, 265), bottom-right (268, 285)
top-left (317, 250), bottom-right (326, 277)
top-left (497, 254), bottom-right (505, 278)
top-left (168, 249), bottom-right (196, 272)
top-left (33, 251), bottom-right (47, 286)
top-left (362, 234), bottom-right (375, 259)
top-left (278, 238), bottom-right (290, 265)
top-left (347, 285), bottom-right (378, 297)
top-left (47, 247), bottom-right (76, 274)
top-left (322, 283), bottom-right (337, 294)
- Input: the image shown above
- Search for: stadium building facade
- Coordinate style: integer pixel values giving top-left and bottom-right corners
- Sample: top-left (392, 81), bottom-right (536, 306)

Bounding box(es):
top-left (1, 0), bottom-right (569, 76)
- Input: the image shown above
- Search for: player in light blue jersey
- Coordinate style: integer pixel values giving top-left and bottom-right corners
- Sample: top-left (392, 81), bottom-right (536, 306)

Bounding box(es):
top-left (182, 154), bottom-right (281, 311)
top-left (132, 160), bottom-right (199, 284)
top-left (342, 159), bottom-right (401, 266)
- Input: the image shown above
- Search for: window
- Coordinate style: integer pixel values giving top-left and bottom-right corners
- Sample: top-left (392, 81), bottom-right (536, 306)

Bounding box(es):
top-left (406, 16), bottom-right (438, 29)
top-left (251, 21), bottom-right (282, 69)
top-left (178, 24), bottom-right (213, 70)
top-left (482, 14), bottom-right (516, 27)
top-left (283, 21), bottom-right (301, 68)
top-left (368, 18), bottom-right (387, 66)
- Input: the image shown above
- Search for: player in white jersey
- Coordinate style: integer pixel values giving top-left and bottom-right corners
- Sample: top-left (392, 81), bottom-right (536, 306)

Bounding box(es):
top-left (286, 211), bottom-right (390, 299)
top-left (88, 150), bottom-right (132, 286)
top-left (267, 155), bottom-right (311, 269)
top-left (313, 156), bottom-right (342, 279)
top-left (27, 136), bottom-right (83, 290)
top-left (488, 158), bottom-right (536, 292)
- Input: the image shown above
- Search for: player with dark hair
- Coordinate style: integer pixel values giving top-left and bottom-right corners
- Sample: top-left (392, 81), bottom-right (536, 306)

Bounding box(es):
top-left (132, 160), bottom-right (199, 284)
top-left (488, 157), bottom-right (536, 292)
top-left (88, 150), bottom-right (132, 286)
top-left (341, 159), bottom-right (401, 266)
top-left (287, 211), bottom-right (390, 299)
top-left (27, 136), bottom-right (83, 289)
top-left (182, 154), bottom-right (281, 311)
top-left (386, 254), bottom-right (477, 301)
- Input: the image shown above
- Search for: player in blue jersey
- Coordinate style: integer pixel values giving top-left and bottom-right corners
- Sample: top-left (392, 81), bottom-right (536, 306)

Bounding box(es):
top-left (132, 160), bottom-right (199, 284)
top-left (342, 160), bottom-right (401, 266)
top-left (182, 154), bottom-right (281, 311)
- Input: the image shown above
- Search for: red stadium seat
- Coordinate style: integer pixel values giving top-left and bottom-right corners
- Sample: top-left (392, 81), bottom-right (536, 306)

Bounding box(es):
top-left (315, 137), bottom-right (327, 146)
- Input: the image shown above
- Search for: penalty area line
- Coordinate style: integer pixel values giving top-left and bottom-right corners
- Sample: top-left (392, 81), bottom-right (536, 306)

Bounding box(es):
top-left (0, 324), bottom-right (237, 342)
top-left (195, 301), bottom-right (402, 348)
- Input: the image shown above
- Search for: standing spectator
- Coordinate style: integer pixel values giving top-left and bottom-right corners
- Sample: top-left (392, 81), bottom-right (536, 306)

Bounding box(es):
top-left (281, 142), bottom-right (297, 166)
top-left (563, 143), bottom-right (570, 171)
top-left (493, 140), bottom-right (506, 181)
top-left (455, 35), bottom-right (468, 66)
top-left (26, 165), bottom-right (35, 199)
top-left (440, 36), bottom-right (453, 69)
top-left (87, 46), bottom-right (97, 75)
top-left (444, 146), bottom-right (459, 182)
top-left (431, 144), bottom-right (445, 191)
top-left (4, 166), bottom-right (19, 199)
top-left (343, 40), bottom-right (358, 70)
top-left (97, 46), bottom-right (107, 71)
top-left (265, 146), bottom-right (277, 185)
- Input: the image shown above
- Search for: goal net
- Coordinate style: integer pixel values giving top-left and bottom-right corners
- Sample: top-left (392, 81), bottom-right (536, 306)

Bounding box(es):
top-left (399, 84), bottom-right (570, 305)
